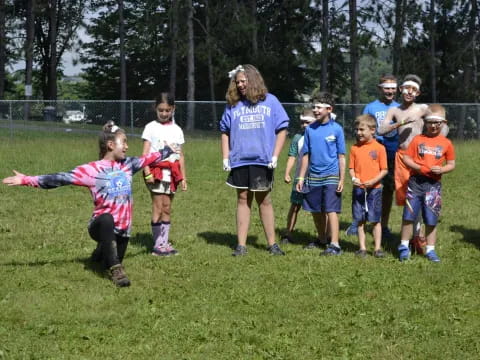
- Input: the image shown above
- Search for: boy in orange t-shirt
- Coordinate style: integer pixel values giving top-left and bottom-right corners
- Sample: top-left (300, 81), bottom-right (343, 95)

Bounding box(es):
top-left (349, 115), bottom-right (388, 257)
top-left (397, 104), bottom-right (455, 262)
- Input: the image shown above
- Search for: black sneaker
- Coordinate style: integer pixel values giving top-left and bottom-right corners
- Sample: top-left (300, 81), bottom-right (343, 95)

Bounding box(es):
top-left (108, 264), bottom-right (131, 287)
top-left (373, 249), bottom-right (385, 258)
top-left (267, 243), bottom-right (285, 255)
top-left (232, 245), bottom-right (247, 256)
top-left (355, 249), bottom-right (368, 258)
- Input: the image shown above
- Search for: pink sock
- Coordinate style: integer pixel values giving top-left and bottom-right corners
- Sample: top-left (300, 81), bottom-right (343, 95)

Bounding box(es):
top-left (152, 222), bottom-right (164, 248)
top-left (161, 222), bottom-right (171, 246)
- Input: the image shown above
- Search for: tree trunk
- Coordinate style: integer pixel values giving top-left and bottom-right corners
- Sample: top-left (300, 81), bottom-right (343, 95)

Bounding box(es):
top-left (169, 0), bottom-right (178, 97)
top-left (349, 0), bottom-right (359, 111)
top-left (186, 0), bottom-right (195, 130)
top-left (392, 0), bottom-right (405, 75)
top-left (0, 0), bottom-right (5, 100)
top-left (470, 0), bottom-right (479, 138)
top-left (250, 0), bottom-right (258, 60)
top-left (320, 0), bottom-right (329, 91)
top-left (118, 0), bottom-right (127, 126)
top-left (24, 0), bottom-right (35, 120)
top-left (205, 0), bottom-right (217, 124)
top-left (47, 0), bottom-right (58, 102)
top-left (429, 0), bottom-right (436, 102)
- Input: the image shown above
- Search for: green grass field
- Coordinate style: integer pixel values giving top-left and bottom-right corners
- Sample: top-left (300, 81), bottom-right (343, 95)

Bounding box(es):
top-left (1, 129), bottom-right (479, 359)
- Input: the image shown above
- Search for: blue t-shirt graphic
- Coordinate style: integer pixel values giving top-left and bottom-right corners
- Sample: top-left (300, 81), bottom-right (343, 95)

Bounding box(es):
top-left (363, 99), bottom-right (400, 156)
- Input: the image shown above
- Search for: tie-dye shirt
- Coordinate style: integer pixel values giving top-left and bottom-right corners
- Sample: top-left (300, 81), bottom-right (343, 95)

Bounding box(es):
top-left (20, 152), bottom-right (166, 237)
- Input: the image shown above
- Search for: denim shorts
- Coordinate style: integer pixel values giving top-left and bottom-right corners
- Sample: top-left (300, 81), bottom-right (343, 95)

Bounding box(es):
top-left (302, 184), bottom-right (342, 213)
top-left (352, 187), bottom-right (382, 223)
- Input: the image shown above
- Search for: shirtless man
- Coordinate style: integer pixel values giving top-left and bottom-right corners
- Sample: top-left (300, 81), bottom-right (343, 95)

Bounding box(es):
top-left (378, 74), bottom-right (448, 207)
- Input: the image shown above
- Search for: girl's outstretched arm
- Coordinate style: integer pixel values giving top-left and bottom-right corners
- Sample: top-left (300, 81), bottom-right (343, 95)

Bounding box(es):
top-left (2, 170), bottom-right (26, 186)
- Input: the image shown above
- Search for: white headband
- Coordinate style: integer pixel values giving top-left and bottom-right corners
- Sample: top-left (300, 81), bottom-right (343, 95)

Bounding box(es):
top-left (401, 80), bottom-right (420, 90)
top-left (425, 115), bottom-right (446, 121)
top-left (228, 65), bottom-right (245, 79)
top-left (300, 115), bottom-right (315, 122)
top-left (313, 103), bottom-right (331, 108)
top-left (379, 82), bottom-right (397, 88)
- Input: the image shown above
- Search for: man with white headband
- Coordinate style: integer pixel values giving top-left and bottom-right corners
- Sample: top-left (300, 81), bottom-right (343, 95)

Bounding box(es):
top-left (296, 92), bottom-right (346, 256)
top-left (346, 74), bottom-right (400, 240)
top-left (281, 108), bottom-right (316, 244)
top-left (378, 74), bottom-right (449, 248)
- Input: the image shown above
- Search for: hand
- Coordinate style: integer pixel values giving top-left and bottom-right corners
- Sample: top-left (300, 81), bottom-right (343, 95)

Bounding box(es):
top-left (2, 170), bottom-right (25, 186)
top-left (223, 159), bottom-right (231, 171)
top-left (268, 156), bottom-right (278, 169)
top-left (181, 179), bottom-right (188, 191)
top-left (362, 179), bottom-right (376, 188)
top-left (351, 177), bottom-right (362, 187)
top-left (284, 174), bottom-right (291, 184)
top-left (295, 179), bottom-right (304, 192)
top-left (336, 179), bottom-right (344, 193)
top-left (430, 166), bottom-right (442, 175)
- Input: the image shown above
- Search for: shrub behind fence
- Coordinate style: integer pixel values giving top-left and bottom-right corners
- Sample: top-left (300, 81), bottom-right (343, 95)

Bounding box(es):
top-left (0, 100), bottom-right (479, 139)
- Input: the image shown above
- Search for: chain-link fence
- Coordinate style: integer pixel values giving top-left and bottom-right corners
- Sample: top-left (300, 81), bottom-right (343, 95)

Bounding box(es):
top-left (0, 100), bottom-right (479, 139)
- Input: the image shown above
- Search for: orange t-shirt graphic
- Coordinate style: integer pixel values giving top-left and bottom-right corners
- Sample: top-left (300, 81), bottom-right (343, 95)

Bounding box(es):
top-left (406, 134), bottom-right (455, 181)
top-left (349, 139), bottom-right (388, 188)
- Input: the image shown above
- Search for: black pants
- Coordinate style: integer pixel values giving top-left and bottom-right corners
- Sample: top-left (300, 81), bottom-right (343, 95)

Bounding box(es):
top-left (88, 214), bottom-right (129, 268)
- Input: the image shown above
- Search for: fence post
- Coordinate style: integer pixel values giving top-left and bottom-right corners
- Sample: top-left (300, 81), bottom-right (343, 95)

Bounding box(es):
top-left (9, 100), bottom-right (13, 139)
top-left (130, 100), bottom-right (134, 132)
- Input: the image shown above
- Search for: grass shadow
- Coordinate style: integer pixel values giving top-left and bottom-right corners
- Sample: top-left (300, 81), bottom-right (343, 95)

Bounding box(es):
top-left (197, 231), bottom-right (262, 250)
top-left (129, 232), bottom-right (153, 253)
top-left (450, 225), bottom-right (480, 249)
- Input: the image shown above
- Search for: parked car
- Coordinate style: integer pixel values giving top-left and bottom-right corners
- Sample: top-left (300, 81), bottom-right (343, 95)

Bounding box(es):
top-left (62, 110), bottom-right (87, 124)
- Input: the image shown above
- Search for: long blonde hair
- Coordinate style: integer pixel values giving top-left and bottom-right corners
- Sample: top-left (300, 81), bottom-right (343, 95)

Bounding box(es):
top-left (225, 64), bottom-right (268, 106)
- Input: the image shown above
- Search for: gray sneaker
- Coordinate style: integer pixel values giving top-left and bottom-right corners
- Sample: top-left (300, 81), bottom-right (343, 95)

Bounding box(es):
top-left (108, 264), bottom-right (131, 287)
top-left (267, 243), bottom-right (285, 256)
top-left (232, 245), bottom-right (247, 256)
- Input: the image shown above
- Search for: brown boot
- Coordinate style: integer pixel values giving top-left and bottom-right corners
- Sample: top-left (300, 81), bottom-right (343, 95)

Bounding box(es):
top-left (108, 264), bottom-right (131, 287)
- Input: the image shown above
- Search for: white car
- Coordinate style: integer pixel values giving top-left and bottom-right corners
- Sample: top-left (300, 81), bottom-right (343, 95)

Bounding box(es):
top-left (62, 110), bottom-right (86, 124)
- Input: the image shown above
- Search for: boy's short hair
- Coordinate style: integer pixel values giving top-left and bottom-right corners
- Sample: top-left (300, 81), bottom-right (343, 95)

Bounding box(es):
top-left (310, 91), bottom-right (335, 108)
top-left (379, 74), bottom-right (397, 83)
top-left (426, 104), bottom-right (447, 121)
top-left (403, 74), bottom-right (422, 87)
top-left (354, 114), bottom-right (376, 129)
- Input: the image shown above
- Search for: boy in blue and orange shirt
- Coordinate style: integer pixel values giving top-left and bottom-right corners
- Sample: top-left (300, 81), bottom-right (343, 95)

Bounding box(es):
top-left (349, 115), bottom-right (388, 257)
top-left (398, 104), bottom-right (455, 262)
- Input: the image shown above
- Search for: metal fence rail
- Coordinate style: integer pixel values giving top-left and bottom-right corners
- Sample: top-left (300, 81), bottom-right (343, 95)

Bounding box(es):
top-left (1, 100), bottom-right (479, 139)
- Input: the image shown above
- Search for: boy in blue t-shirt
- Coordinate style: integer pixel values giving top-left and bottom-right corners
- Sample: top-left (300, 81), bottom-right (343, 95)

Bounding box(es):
top-left (346, 74), bottom-right (400, 239)
top-left (296, 92), bottom-right (346, 255)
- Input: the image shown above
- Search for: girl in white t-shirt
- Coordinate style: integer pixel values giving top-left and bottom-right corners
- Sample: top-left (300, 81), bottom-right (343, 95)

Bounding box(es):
top-left (142, 93), bottom-right (187, 256)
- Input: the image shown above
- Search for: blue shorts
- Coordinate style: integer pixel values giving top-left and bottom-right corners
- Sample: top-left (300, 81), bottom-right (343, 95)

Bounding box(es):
top-left (352, 187), bottom-right (382, 223)
top-left (403, 175), bottom-right (442, 226)
top-left (302, 184), bottom-right (342, 213)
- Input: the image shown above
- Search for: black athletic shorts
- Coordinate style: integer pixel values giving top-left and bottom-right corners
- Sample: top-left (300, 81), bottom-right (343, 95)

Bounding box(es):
top-left (226, 165), bottom-right (273, 191)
